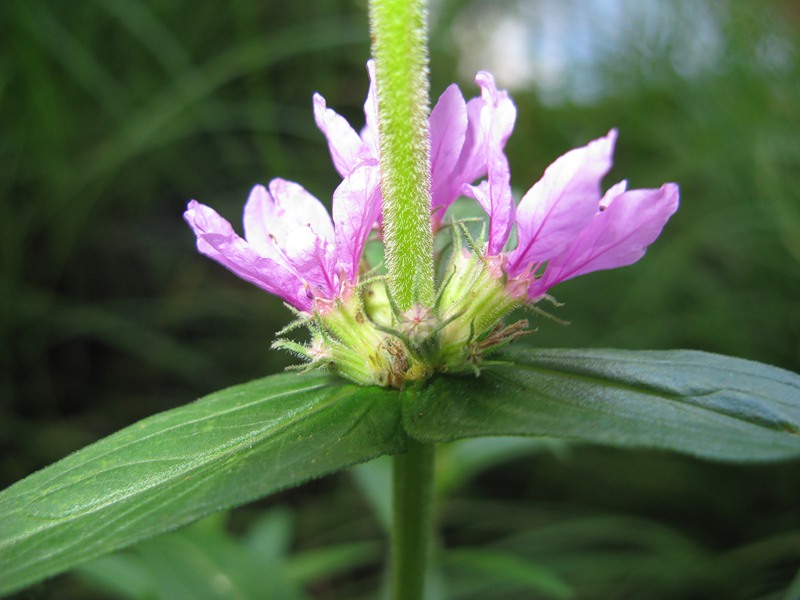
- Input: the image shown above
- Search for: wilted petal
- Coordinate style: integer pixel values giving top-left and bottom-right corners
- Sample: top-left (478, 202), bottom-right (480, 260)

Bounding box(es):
top-left (184, 200), bottom-right (312, 311)
top-left (507, 129), bottom-right (618, 276)
top-left (333, 164), bottom-right (382, 282)
top-left (528, 182), bottom-right (680, 299)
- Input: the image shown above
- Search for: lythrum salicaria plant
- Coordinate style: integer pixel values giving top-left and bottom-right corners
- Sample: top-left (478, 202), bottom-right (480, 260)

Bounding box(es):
top-left (1, 0), bottom-right (799, 598)
top-left (184, 73), bottom-right (678, 387)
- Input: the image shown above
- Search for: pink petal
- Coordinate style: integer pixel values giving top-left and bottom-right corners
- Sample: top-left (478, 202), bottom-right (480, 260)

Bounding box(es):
top-left (313, 93), bottom-right (366, 177)
top-left (454, 95), bottom-right (489, 186)
top-left (464, 180), bottom-right (492, 217)
top-left (184, 200), bottom-right (312, 311)
top-left (241, 184), bottom-right (281, 257)
top-left (474, 72), bottom-right (517, 254)
top-left (507, 129), bottom-right (618, 277)
top-left (442, 72), bottom-right (517, 240)
top-left (599, 179), bottom-right (628, 211)
top-left (429, 84), bottom-right (468, 215)
top-left (282, 225), bottom-right (339, 299)
top-left (263, 179), bottom-right (340, 297)
top-left (333, 164), bottom-right (382, 283)
top-left (528, 182), bottom-right (680, 299)
top-left (475, 72), bottom-right (516, 151)
top-left (265, 178), bottom-right (335, 244)
top-left (463, 163), bottom-right (513, 256)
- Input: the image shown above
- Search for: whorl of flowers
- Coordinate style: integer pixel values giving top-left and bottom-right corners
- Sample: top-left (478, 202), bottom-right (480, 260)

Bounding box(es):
top-left (185, 63), bottom-right (679, 387)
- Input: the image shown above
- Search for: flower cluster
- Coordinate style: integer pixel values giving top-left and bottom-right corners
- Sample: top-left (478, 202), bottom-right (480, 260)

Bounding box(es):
top-left (185, 63), bottom-right (679, 387)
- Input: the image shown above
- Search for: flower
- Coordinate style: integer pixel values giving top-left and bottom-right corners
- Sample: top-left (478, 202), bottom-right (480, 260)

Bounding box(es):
top-left (313, 61), bottom-right (514, 229)
top-left (184, 64), bottom-right (680, 385)
top-left (461, 73), bottom-right (679, 303)
top-left (434, 73), bottom-right (678, 370)
top-left (184, 165), bottom-right (381, 314)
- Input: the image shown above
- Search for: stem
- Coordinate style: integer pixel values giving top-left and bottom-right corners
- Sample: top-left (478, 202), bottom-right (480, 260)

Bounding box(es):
top-left (391, 438), bottom-right (436, 600)
top-left (369, 5), bottom-right (438, 592)
top-left (368, 0), bottom-right (435, 310)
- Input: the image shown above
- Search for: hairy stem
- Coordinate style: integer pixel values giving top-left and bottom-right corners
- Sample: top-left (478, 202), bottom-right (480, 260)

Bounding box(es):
top-left (368, 0), bottom-right (435, 309)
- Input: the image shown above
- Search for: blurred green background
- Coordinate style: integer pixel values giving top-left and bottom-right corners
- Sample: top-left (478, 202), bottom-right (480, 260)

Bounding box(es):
top-left (1, 0), bottom-right (799, 598)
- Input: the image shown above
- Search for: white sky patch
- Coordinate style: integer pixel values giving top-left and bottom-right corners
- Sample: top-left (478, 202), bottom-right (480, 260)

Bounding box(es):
top-left (448, 0), bottom-right (728, 104)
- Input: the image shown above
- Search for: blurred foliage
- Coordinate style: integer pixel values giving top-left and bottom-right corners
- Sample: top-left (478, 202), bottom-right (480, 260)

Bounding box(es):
top-left (1, 0), bottom-right (798, 598)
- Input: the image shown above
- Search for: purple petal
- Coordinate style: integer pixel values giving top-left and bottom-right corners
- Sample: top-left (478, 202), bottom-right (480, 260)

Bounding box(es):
top-left (474, 72), bottom-right (516, 152)
top-left (464, 161), bottom-right (515, 256)
top-left (463, 163), bottom-right (513, 256)
top-left (282, 225), bottom-right (339, 299)
top-left (464, 180), bottom-right (492, 217)
top-left (264, 178), bottom-right (335, 244)
top-left (429, 84), bottom-right (468, 216)
top-left (475, 72), bottom-right (517, 254)
top-left (440, 72), bottom-right (517, 236)
top-left (241, 184), bottom-right (281, 257)
top-left (313, 93), bottom-right (366, 177)
top-left (451, 73), bottom-right (516, 202)
top-left (262, 179), bottom-right (340, 297)
top-left (333, 164), bottom-right (382, 283)
top-left (454, 95), bottom-right (488, 186)
top-left (184, 200), bottom-right (312, 311)
top-left (528, 182), bottom-right (680, 300)
top-left (243, 181), bottom-right (337, 296)
top-left (507, 129), bottom-right (618, 277)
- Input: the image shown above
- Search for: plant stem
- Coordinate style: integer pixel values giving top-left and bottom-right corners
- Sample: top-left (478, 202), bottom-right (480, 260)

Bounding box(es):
top-left (369, 4), bottom-right (438, 592)
top-left (368, 0), bottom-right (435, 310)
top-left (391, 438), bottom-right (436, 600)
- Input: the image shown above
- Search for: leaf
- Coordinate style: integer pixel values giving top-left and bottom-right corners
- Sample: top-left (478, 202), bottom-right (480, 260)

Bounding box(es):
top-left (286, 541), bottom-right (383, 585)
top-left (0, 373), bottom-right (404, 596)
top-left (436, 437), bottom-right (566, 495)
top-left (350, 456), bottom-right (393, 533)
top-left (404, 348), bottom-right (800, 461)
top-left (76, 553), bottom-right (153, 600)
top-left (445, 549), bottom-right (574, 599)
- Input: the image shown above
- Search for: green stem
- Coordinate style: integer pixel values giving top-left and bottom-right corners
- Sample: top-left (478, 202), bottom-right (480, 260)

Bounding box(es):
top-left (368, 0), bottom-right (435, 310)
top-left (391, 438), bottom-right (436, 600)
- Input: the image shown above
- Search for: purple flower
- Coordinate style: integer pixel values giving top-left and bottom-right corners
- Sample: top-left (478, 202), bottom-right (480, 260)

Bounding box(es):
top-left (313, 61), bottom-right (515, 229)
top-left (462, 73), bottom-right (679, 302)
top-left (183, 64), bottom-right (682, 383)
top-left (184, 165), bottom-right (381, 313)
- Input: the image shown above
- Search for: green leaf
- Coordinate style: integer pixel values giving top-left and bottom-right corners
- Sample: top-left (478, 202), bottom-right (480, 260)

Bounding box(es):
top-left (404, 348), bottom-right (800, 461)
top-left (436, 437), bottom-right (566, 496)
top-left (0, 373), bottom-right (404, 596)
top-left (350, 456), bottom-right (393, 532)
top-left (445, 548), bottom-right (574, 599)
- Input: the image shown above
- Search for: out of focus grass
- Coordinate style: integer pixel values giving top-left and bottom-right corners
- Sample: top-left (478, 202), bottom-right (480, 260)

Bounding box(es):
top-left (0, 0), bottom-right (371, 480)
top-left (1, 0), bottom-right (798, 598)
